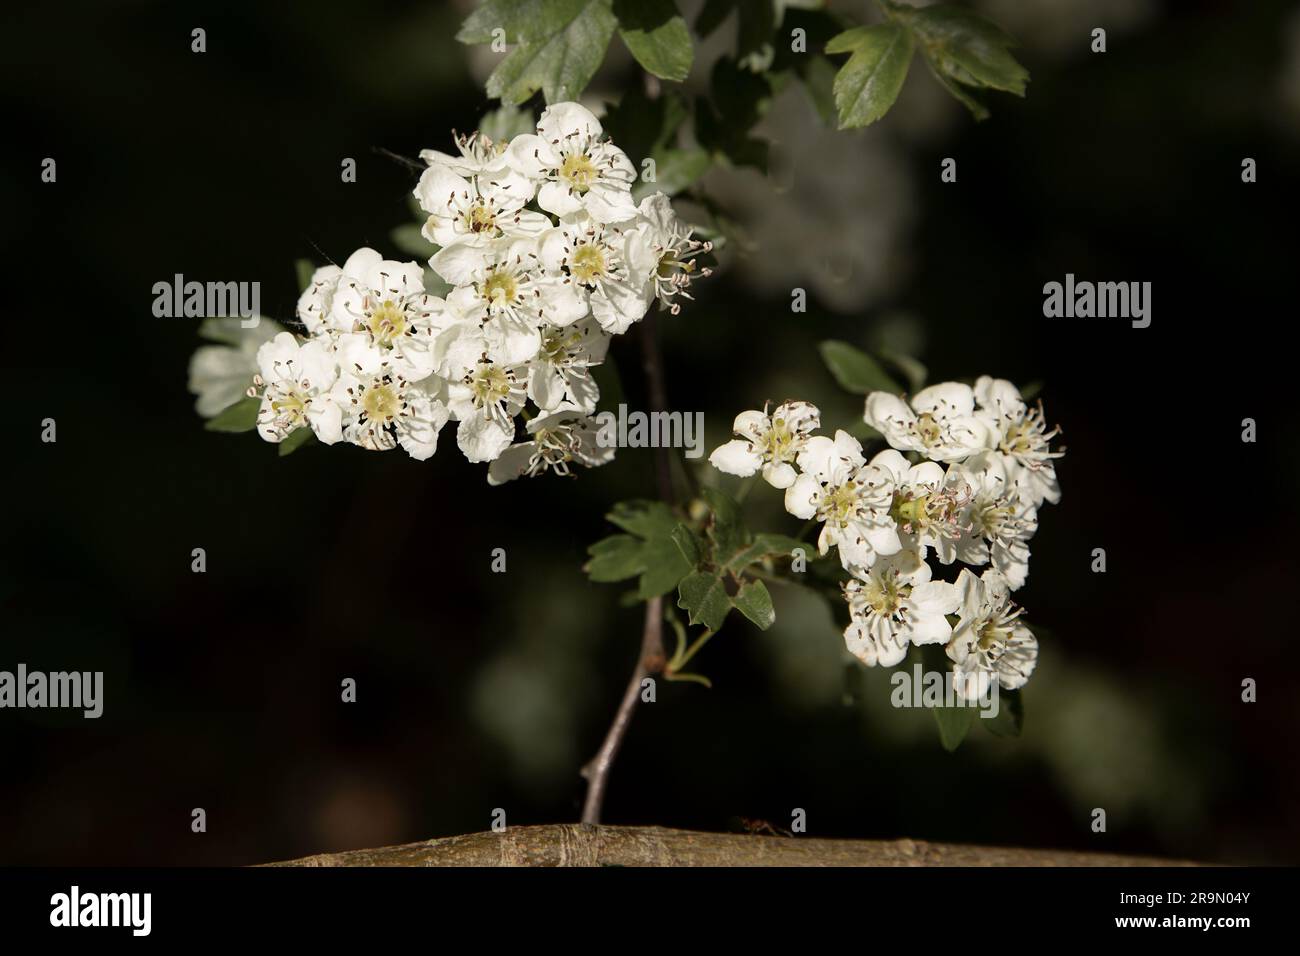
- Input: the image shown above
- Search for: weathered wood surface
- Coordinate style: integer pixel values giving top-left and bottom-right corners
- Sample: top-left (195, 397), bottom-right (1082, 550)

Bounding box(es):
top-left (268, 824), bottom-right (1196, 867)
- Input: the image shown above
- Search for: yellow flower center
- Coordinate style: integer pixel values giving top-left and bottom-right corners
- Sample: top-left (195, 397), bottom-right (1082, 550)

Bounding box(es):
top-left (466, 202), bottom-right (497, 234)
top-left (891, 493), bottom-right (931, 529)
top-left (977, 622), bottom-right (1007, 652)
top-left (560, 153), bottom-right (598, 192)
top-left (570, 244), bottom-right (607, 284)
top-left (270, 391), bottom-right (307, 425)
top-left (863, 576), bottom-right (902, 616)
top-left (366, 300), bottom-right (407, 347)
top-left (363, 383), bottom-right (401, 421)
top-left (823, 482), bottom-right (859, 526)
top-left (541, 328), bottom-right (581, 363)
top-left (762, 419), bottom-right (795, 461)
top-left (482, 269), bottom-right (518, 308)
top-left (1000, 419), bottom-right (1035, 455)
top-left (470, 364), bottom-right (512, 406)
top-left (916, 412), bottom-right (942, 447)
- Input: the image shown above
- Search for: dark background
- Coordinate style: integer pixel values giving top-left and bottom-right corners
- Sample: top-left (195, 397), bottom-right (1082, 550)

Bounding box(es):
top-left (2, 0), bottom-right (1297, 865)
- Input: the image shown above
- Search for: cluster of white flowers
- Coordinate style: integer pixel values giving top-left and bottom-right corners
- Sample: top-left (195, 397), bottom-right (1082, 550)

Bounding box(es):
top-left (709, 378), bottom-right (1064, 699)
top-left (246, 102), bottom-right (710, 483)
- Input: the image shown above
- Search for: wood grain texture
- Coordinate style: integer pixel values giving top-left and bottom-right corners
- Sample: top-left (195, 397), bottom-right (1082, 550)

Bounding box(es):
top-left (267, 825), bottom-right (1197, 867)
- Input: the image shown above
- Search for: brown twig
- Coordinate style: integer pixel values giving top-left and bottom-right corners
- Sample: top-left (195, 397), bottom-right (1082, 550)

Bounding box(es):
top-left (579, 312), bottom-right (674, 825)
top-left (580, 597), bottom-right (666, 824)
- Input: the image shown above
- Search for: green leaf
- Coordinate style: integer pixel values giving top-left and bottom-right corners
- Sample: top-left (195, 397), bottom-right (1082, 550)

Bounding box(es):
top-left (614, 0), bottom-right (693, 82)
top-left (278, 428), bottom-right (316, 457)
top-left (818, 340), bottom-right (903, 394)
top-left (204, 396), bottom-right (260, 433)
top-left (606, 499), bottom-right (679, 538)
top-left (732, 579), bottom-right (775, 629)
top-left (925, 59), bottom-right (990, 120)
top-left (1019, 380), bottom-right (1043, 402)
top-left (589, 499), bottom-right (693, 599)
top-left (908, 4), bottom-right (1028, 97)
top-left (846, 419), bottom-right (884, 442)
top-left (391, 223), bottom-right (436, 260)
top-left (725, 532), bottom-right (804, 572)
top-left (421, 267), bottom-right (453, 299)
top-left (932, 701), bottom-right (975, 752)
top-left (695, 58), bottom-right (772, 171)
top-left (702, 487), bottom-right (747, 558)
top-left (825, 23), bottom-right (914, 130)
top-left (294, 259), bottom-right (316, 294)
top-left (636, 533), bottom-right (694, 598)
top-left (634, 147), bottom-right (710, 200)
top-left (797, 55), bottom-right (839, 126)
top-left (195, 316), bottom-right (282, 347)
top-left (677, 571), bottom-right (732, 631)
top-left (671, 523), bottom-right (703, 566)
top-left (478, 103), bottom-right (537, 141)
top-left (585, 534), bottom-right (647, 582)
top-left (603, 86), bottom-right (689, 166)
top-left (983, 688), bottom-right (1024, 738)
top-left (460, 0), bottom-right (619, 105)
top-left (878, 348), bottom-right (927, 393)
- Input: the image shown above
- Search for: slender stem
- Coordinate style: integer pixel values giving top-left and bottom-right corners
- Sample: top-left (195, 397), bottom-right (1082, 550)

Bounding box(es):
top-left (580, 311), bottom-right (675, 825)
top-left (580, 596), bottom-right (666, 824)
top-left (639, 314), bottom-right (674, 501)
top-left (667, 628), bottom-right (716, 674)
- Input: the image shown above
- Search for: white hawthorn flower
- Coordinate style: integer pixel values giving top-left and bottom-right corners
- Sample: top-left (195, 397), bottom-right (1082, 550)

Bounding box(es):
top-left (295, 264), bottom-right (342, 337)
top-left (528, 318), bottom-right (609, 413)
top-left (540, 213), bottom-right (654, 334)
top-left (973, 376), bottom-right (1064, 507)
top-left (709, 401), bottom-right (820, 489)
top-left (507, 102), bottom-right (637, 224)
top-left (952, 451), bottom-right (1038, 590)
top-left (253, 332), bottom-right (343, 445)
top-left (333, 343), bottom-right (449, 460)
top-left (414, 163), bottom-right (548, 250)
top-left (870, 449), bottom-right (982, 567)
top-left (842, 550), bottom-right (961, 667)
top-left (864, 382), bottom-right (989, 462)
top-left (327, 248), bottom-right (442, 379)
top-left (419, 129), bottom-right (511, 178)
top-left (947, 569), bottom-right (1038, 700)
top-left (784, 430), bottom-right (902, 571)
top-left (433, 237), bottom-right (586, 337)
top-left (486, 403), bottom-right (615, 485)
top-left (445, 355), bottom-right (528, 463)
top-left (626, 193), bottom-right (714, 315)
top-left (188, 317), bottom-right (284, 417)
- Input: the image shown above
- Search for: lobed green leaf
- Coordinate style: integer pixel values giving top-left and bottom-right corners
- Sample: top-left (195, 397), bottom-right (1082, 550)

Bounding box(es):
top-left (818, 340), bottom-right (903, 394)
top-left (204, 396), bottom-right (261, 433)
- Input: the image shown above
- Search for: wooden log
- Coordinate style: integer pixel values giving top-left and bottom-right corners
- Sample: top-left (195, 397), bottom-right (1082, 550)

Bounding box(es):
top-left (267, 824), bottom-right (1196, 867)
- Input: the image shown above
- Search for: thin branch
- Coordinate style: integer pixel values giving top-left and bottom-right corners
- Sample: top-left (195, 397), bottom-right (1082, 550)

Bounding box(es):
top-left (580, 596), bottom-right (666, 824)
top-left (639, 313), bottom-right (674, 501)
top-left (579, 312), bottom-right (675, 825)
top-left (371, 146), bottom-right (425, 173)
